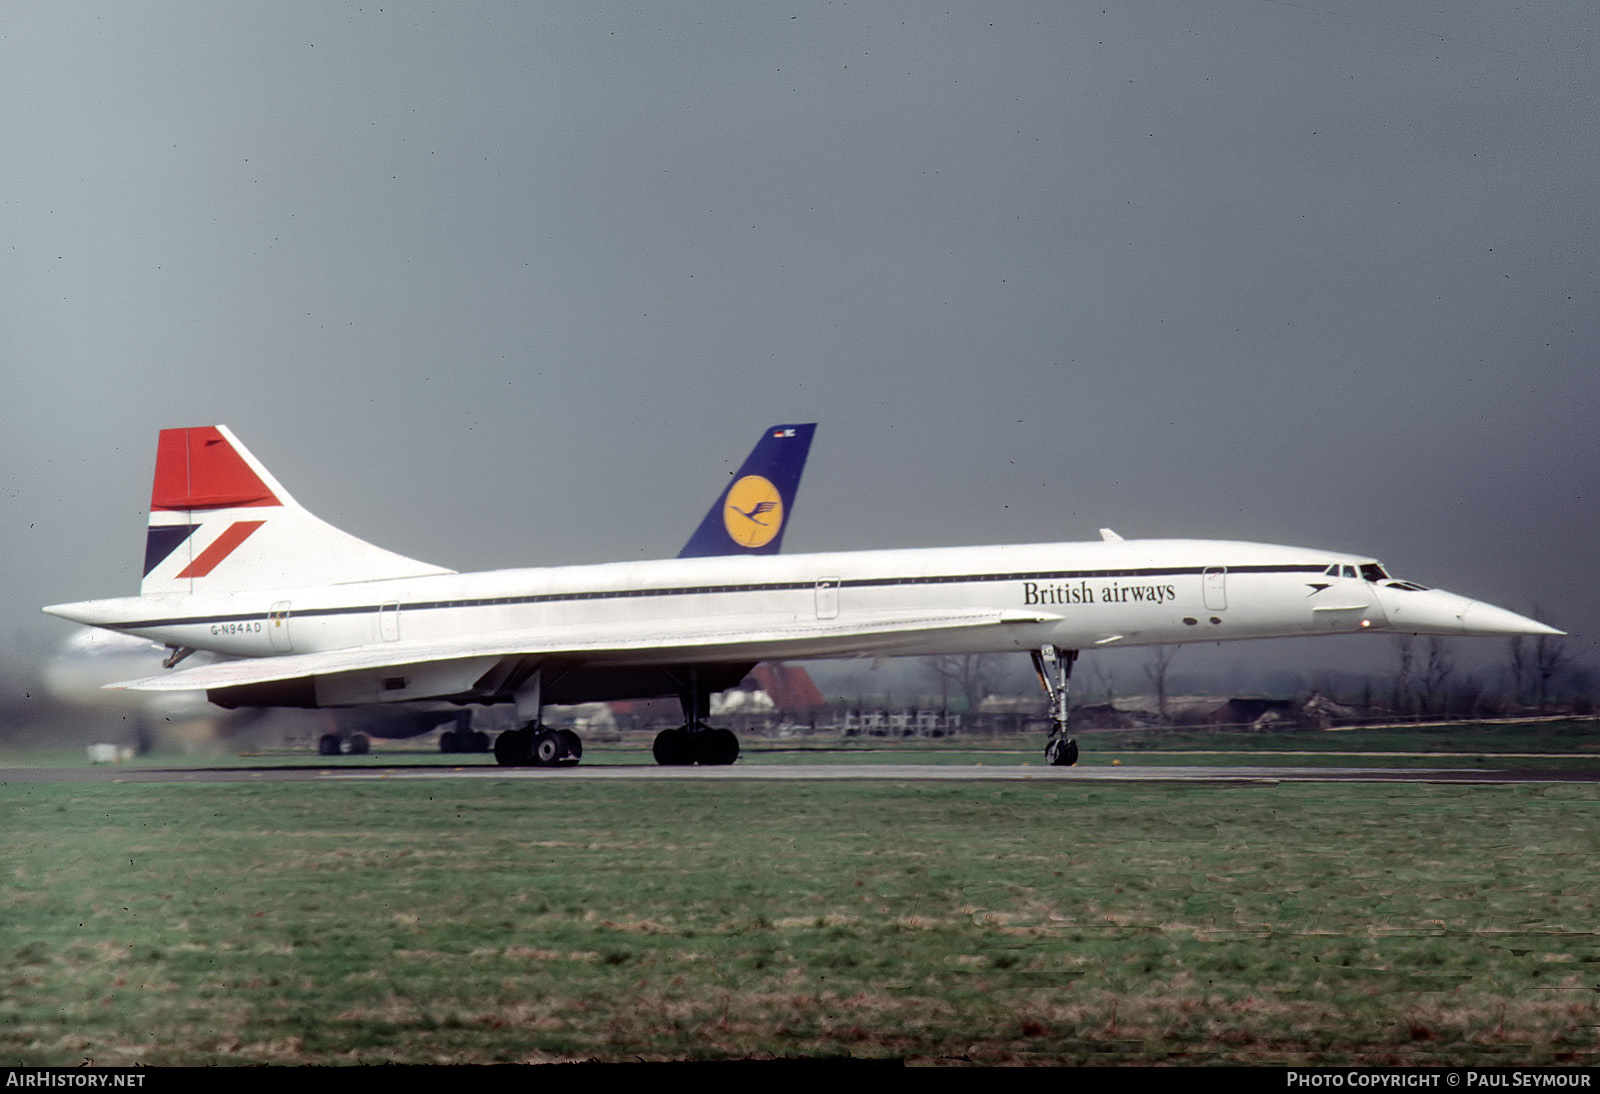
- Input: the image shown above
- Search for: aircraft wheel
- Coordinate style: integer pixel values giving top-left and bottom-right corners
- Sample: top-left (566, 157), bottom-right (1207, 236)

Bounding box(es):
top-left (347, 733), bottom-right (370, 755)
top-left (494, 729), bottom-right (530, 767)
top-left (652, 727), bottom-right (692, 766)
top-left (1045, 738), bottom-right (1079, 767)
top-left (472, 731), bottom-right (489, 752)
top-left (556, 729), bottom-right (583, 766)
top-left (696, 728), bottom-right (739, 766)
top-left (532, 729), bottom-right (563, 766)
top-left (440, 730), bottom-right (458, 753)
top-left (318, 734), bottom-right (341, 757)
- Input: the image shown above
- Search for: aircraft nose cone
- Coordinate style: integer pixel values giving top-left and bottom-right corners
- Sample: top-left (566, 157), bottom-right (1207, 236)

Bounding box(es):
top-left (1457, 601), bottom-right (1564, 637)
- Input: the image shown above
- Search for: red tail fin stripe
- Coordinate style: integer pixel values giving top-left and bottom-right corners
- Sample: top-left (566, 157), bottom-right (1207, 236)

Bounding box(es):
top-left (151, 427), bottom-right (280, 511)
top-left (175, 520), bottom-right (266, 579)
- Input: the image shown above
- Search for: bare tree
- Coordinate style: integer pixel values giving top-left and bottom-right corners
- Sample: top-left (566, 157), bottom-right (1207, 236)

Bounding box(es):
top-left (1392, 635), bottom-right (1416, 718)
top-left (922, 654), bottom-right (1001, 713)
top-left (1531, 632), bottom-right (1572, 714)
top-left (1090, 659), bottom-right (1117, 706)
top-left (1417, 637), bottom-right (1456, 718)
top-left (1143, 645), bottom-right (1181, 723)
top-left (1455, 673), bottom-right (1487, 720)
top-left (1508, 608), bottom-right (1570, 713)
top-left (1507, 636), bottom-right (1531, 707)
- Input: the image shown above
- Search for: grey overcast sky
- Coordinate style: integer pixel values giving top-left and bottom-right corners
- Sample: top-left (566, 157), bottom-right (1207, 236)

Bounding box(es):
top-left (4, 2), bottom-right (1597, 682)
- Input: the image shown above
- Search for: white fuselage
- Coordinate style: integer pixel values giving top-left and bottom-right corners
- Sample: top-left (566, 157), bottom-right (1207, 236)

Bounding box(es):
top-left (52, 537), bottom-right (1537, 681)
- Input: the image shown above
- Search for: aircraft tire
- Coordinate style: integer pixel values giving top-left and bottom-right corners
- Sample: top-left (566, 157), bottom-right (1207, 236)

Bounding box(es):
top-left (1045, 738), bottom-right (1079, 767)
top-left (532, 729), bottom-right (563, 766)
top-left (652, 727), bottom-right (692, 766)
top-left (697, 728), bottom-right (739, 766)
top-left (348, 733), bottom-right (371, 755)
top-left (440, 730), bottom-right (458, 753)
top-left (556, 729), bottom-right (583, 765)
top-left (318, 734), bottom-right (341, 757)
top-left (472, 731), bottom-right (490, 752)
top-left (493, 729), bottom-right (530, 767)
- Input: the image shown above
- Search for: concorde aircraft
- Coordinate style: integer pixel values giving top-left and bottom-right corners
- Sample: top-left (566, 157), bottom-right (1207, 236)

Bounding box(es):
top-left (44, 425), bottom-right (1559, 768)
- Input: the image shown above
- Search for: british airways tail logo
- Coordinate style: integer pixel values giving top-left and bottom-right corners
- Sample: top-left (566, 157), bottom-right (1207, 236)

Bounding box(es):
top-left (144, 519), bottom-right (265, 578)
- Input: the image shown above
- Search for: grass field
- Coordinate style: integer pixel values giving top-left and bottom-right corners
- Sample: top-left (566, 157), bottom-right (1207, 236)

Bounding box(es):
top-left (3, 770), bottom-right (1597, 1065)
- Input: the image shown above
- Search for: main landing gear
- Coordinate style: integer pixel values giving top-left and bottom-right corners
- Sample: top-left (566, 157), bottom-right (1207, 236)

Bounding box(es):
top-left (493, 724), bottom-right (583, 768)
top-left (651, 724), bottom-right (739, 766)
top-left (317, 732), bottom-right (370, 756)
top-left (651, 668), bottom-right (741, 766)
top-left (440, 710), bottom-right (489, 753)
top-left (493, 669), bottom-right (583, 767)
top-left (488, 665), bottom-right (744, 768)
top-left (1032, 644), bottom-right (1080, 767)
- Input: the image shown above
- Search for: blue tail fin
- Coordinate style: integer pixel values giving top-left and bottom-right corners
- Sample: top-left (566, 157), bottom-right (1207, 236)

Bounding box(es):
top-left (678, 424), bottom-right (816, 558)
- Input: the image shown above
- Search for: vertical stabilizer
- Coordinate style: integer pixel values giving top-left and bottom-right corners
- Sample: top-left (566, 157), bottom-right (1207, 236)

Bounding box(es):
top-left (141, 426), bottom-right (453, 595)
top-left (679, 424), bottom-right (816, 558)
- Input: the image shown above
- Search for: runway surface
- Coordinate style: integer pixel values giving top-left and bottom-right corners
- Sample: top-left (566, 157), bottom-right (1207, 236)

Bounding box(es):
top-left (5, 761), bottom-right (1597, 785)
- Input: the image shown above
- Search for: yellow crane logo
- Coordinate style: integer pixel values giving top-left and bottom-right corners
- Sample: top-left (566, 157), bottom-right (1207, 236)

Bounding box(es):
top-left (722, 475), bottom-right (784, 548)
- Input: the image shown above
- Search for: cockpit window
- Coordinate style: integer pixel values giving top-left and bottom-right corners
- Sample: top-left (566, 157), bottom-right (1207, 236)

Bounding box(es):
top-left (1323, 564), bottom-right (1340, 577)
top-left (1360, 563), bottom-right (1389, 582)
top-left (1341, 565), bottom-right (1358, 579)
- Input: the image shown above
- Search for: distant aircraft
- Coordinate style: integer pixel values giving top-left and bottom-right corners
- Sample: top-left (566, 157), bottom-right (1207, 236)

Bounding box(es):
top-left (678, 424), bottom-right (813, 558)
top-left (41, 628), bottom-right (227, 752)
top-left (45, 425), bottom-right (1558, 768)
top-left (42, 627), bottom-right (471, 756)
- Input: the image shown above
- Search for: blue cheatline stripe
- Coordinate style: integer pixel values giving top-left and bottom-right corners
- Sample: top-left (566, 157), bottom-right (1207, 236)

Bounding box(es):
top-left (109, 562), bottom-right (1326, 631)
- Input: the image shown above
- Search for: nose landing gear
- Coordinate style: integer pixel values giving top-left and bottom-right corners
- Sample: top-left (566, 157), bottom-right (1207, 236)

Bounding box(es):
top-left (1031, 644), bottom-right (1080, 767)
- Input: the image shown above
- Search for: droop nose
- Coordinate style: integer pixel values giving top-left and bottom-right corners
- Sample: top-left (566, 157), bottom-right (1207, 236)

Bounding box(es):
top-left (1373, 586), bottom-right (1562, 637)
top-left (1457, 600), bottom-right (1563, 637)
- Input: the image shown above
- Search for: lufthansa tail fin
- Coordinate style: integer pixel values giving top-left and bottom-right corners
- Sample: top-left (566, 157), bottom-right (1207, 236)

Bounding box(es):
top-left (678, 424), bottom-right (816, 558)
top-left (141, 426), bottom-right (453, 596)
